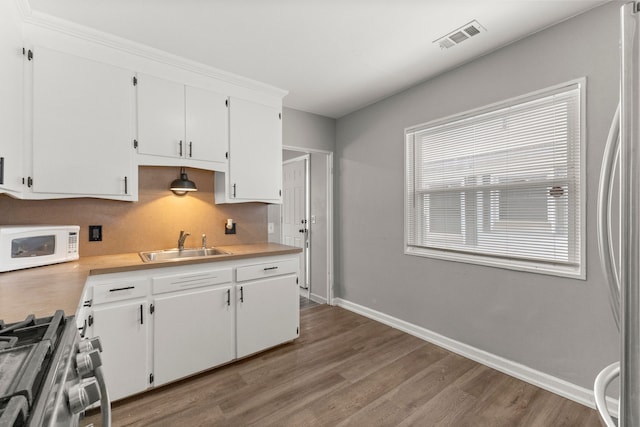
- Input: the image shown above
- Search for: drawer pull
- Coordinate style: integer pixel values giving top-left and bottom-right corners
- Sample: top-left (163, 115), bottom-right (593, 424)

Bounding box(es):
top-left (140, 304), bottom-right (144, 325)
top-left (226, 289), bottom-right (231, 306)
top-left (109, 286), bottom-right (135, 292)
top-left (240, 286), bottom-right (244, 303)
top-left (263, 266), bottom-right (279, 271)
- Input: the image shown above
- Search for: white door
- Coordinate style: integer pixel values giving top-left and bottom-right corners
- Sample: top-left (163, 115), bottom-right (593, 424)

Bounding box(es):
top-left (282, 159), bottom-right (308, 289)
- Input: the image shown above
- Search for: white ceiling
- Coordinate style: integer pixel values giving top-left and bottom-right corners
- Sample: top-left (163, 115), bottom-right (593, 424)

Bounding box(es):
top-left (27, 0), bottom-right (610, 118)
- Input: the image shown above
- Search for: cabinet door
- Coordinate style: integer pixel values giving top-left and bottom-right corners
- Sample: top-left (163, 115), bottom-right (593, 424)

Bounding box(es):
top-left (228, 97), bottom-right (282, 202)
top-left (0, 1), bottom-right (23, 193)
top-left (32, 47), bottom-right (134, 197)
top-left (236, 275), bottom-right (299, 358)
top-left (137, 73), bottom-right (185, 159)
top-left (185, 86), bottom-right (228, 164)
top-left (92, 300), bottom-right (150, 401)
top-left (153, 286), bottom-right (234, 386)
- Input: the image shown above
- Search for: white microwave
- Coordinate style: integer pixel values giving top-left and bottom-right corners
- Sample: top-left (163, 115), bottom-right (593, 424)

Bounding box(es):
top-left (0, 225), bottom-right (80, 272)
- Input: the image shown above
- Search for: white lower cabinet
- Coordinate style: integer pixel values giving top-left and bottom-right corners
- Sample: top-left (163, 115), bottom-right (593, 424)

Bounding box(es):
top-left (84, 254), bottom-right (299, 401)
top-left (236, 275), bottom-right (299, 358)
top-left (90, 279), bottom-right (150, 401)
top-left (152, 268), bottom-right (234, 386)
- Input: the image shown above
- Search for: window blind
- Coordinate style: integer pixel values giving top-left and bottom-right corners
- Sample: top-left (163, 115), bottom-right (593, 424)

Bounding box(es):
top-left (405, 82), bottom-right (582, 276)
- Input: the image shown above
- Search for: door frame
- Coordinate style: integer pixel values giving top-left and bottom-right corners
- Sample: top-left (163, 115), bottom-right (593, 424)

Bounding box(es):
top-left (283, 145), bottom-right (334, 305)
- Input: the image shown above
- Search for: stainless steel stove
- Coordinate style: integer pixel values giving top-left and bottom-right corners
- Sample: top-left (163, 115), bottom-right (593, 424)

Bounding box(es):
top-left (0, 310), bottom-right (111, 427)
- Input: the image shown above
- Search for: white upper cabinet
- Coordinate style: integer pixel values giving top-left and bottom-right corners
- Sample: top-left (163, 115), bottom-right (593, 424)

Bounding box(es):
top-left (185, 85), bottom-right (228, 165)
top-left (0, 0), bottom-right (23, 194)
top-left (30, 46), bottom-right (136, 200)
top-left (136, 74), bottom-right (184, 159)
top-left (215, 97), bottom-right (282, 204)
top-left (136, 73), bottom-right (228, 171)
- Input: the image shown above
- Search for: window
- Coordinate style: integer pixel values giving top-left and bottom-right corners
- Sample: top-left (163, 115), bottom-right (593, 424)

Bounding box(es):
top-left (405, 81), bottom-right (584, 278)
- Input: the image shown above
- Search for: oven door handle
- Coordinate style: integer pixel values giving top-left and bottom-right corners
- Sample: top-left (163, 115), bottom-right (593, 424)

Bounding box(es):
top-left (94, 365), bottom-right (112, 427)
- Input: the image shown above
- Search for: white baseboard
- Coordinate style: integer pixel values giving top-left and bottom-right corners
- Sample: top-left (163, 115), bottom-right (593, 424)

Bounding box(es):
top-left (309, 293), bottom-right (327, 304)
top-left (333, 297), bottom-right (618, 416)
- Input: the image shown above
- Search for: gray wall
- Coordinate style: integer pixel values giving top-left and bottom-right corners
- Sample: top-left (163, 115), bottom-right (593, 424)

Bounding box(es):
top-left (334, 2), bottom-right (620, 390)
top-left (283, 107), bottom-right (336, 152)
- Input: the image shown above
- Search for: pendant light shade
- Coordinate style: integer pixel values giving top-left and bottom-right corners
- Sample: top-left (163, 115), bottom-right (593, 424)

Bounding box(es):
top-left (170, 167), bottom-right (197, 195)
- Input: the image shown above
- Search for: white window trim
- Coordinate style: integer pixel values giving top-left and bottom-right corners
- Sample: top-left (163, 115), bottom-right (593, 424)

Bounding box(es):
top-left (404, 78), bottom-right (586, 280)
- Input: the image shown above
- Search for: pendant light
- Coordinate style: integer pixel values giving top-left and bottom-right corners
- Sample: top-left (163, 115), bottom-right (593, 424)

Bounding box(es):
top-left (170, 167), bottom-right (197, 195)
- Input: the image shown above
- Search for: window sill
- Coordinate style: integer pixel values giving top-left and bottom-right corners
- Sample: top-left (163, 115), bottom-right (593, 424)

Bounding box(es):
top-left (405, 246), bottom-right (585, 280)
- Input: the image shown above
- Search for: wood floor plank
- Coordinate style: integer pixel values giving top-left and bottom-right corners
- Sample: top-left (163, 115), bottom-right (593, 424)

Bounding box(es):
top-left (83, 305), bottom-right (602, 427)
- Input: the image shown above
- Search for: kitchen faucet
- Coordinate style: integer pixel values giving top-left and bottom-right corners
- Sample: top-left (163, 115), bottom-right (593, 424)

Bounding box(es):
top-left (177, 230), bottom-right (190, 251)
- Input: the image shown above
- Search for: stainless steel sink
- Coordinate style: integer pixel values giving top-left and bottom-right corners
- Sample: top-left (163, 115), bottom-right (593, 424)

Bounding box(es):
top-left (139, 247), bottom-right (232, 262)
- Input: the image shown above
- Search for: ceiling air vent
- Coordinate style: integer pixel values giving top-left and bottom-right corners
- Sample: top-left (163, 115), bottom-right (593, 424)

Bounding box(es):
top-left (434, 20), bottom-right (486, 50)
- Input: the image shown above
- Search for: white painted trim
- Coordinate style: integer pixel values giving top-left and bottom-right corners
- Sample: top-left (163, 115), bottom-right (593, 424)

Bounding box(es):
top-left (309, 293), bottom-right (327, 304)
top-left (334, 297), bottom-right (619, 416)
top-left (18, 1), bottom-right (287, 98)
top-left (283, 153), bottom-right (310, 165)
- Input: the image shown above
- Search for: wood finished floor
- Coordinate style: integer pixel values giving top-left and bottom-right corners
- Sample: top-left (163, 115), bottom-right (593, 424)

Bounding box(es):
top-left (84, 303), bottom-right (601, 427)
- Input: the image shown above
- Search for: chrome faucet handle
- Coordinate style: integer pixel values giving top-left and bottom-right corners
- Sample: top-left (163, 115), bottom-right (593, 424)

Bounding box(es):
top-left (202, 234), bottom-right (207, 249)
top-left (178, 230), bottom-right (190, 250)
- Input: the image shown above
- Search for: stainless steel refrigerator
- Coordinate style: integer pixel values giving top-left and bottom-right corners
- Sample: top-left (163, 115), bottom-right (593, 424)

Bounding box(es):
top-left (595, 2), bottom-right (640, 426)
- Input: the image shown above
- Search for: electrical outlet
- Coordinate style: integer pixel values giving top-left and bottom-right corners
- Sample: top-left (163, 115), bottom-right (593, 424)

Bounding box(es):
top-left (225, 223), bottom-right (236, 235)
top-left (89, 225), bottom-right (102, 242)
top-left (268, 222), bottom-right (275, 234)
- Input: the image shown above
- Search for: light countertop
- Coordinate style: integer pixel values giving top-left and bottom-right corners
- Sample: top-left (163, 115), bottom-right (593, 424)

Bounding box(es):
top-left (0, 243), bottom-right (301, 323)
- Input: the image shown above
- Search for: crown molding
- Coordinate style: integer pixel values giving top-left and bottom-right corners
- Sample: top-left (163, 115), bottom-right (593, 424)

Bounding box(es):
top-left (16, 0), bottom-right (288, 99)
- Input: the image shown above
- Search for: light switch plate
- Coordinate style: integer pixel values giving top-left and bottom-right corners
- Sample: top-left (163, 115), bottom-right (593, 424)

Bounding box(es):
top-left (89, 225), bottom-right (102, 241)
top-left (268, 222), bottom-right (275, 234)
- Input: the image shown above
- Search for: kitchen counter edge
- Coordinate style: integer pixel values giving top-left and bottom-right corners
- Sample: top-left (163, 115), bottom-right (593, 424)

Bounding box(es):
top-left (0, 243), bottom-right (301, 323)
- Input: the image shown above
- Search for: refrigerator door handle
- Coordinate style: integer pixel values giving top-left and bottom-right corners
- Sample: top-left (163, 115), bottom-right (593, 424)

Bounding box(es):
top-left (597, 103), bottom-right (621, 330)
top-left (594, 361), bottom-right (620, 427)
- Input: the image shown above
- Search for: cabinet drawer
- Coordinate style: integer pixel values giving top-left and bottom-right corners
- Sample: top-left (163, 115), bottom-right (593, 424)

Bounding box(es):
top-left (236, 258), bottom-right (298, 282)
top-left (152, 269), bottom-right (232, 295)
top-left (93, 279), bottom-right (149, 305)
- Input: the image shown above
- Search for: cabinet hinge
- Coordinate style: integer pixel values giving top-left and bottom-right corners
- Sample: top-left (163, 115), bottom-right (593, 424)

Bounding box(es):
top-left (133, 76), bottom-right (138, 86)
top-left (23, 48), bottom-right (33, 61)
top-left (149, 373), bottom-right (154, 384)
top-left (88, 315), bottom-right (94, 327)
top-left (133, 139), bottom-right (138, 149)
top-left (150, 304), bottom-right (155, 315)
